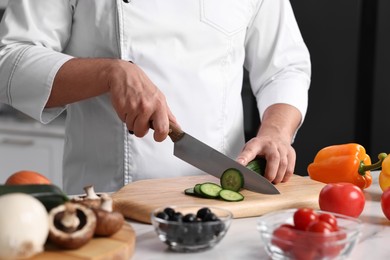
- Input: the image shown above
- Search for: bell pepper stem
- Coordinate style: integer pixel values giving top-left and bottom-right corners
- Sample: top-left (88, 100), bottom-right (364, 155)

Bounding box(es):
top-left (359, 153), bottom-right (388, 175)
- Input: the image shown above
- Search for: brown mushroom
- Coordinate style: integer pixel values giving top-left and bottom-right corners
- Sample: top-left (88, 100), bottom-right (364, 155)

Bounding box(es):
top-left (48, 202), bottom-right (96, 249)
top-left (71, 185), bottom-right (101, 209)
top-left (92, 193), bottom-right (125, 236)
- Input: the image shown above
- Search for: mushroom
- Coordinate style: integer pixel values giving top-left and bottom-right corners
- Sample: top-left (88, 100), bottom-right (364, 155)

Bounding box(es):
top-left (48, 202), bottom-right (96, 249)
top-left (92, 193), bottom-right (125, 236)
top-left (71, 185), bottom-right (101, 209)
top-left (0, 193), bottom-right (49, 259)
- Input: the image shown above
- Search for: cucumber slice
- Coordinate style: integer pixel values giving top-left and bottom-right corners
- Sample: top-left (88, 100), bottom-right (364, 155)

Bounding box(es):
top-left (220, 168), bottom-right (244, 192)
top-left (219, 189), bottom-right (244, 202)
top-left (199, 182), bottom-right (222, 198)
top-left (194, 183), bottom-right (203, 196)
top-left (184, 187), bottom-right (197, 196)
top-left (246, 157), bottom-right (267, 176)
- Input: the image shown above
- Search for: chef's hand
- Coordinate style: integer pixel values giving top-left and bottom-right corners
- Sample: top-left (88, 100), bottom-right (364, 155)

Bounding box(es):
top-left (108, 61), bottom-right (177, 142)
top-left (236, 104), bottom-right (301, 184)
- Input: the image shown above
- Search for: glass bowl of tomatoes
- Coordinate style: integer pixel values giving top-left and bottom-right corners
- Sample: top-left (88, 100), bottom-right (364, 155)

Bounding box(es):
top-left (257, 208), bottom-right (363, 260)
top-left (151, 205), bottom-right (232, 252)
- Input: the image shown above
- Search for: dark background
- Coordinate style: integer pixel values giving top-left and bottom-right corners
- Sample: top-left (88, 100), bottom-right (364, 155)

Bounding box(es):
top-left (242, 0), bottom-right (390, 175)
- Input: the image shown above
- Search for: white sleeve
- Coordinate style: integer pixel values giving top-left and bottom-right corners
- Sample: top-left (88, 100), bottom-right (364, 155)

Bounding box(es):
top-left (244, 0), bottom-right (311, 123)
top-left (0, 0), bottom-right (75, 123)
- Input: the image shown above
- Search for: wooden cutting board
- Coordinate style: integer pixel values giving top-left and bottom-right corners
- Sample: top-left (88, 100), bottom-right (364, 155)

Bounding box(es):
top-left (112, 174), bottom-right (326, 224)
top-left (31, 223), bottom-right (136, 260)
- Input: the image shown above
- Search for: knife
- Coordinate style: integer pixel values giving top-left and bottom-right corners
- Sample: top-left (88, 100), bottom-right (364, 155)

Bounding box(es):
top-left (167, 123), bottom-right (280, 195)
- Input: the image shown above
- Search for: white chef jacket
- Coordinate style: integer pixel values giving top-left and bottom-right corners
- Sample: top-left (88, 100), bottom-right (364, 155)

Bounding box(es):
top-left (0, 0), bottom-right (310, 195)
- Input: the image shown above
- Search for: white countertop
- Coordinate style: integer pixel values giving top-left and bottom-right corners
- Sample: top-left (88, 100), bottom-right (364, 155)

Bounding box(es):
top-left (127, 171), bottom-right (390, 260)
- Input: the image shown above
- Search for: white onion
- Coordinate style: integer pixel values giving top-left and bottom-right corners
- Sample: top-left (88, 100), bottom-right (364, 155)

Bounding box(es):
top-left (0, 193), bottom-right (49, 259)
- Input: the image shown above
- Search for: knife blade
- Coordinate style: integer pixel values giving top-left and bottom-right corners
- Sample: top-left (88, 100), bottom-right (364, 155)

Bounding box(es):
top-left (168, 123), bottom-right (280, 195)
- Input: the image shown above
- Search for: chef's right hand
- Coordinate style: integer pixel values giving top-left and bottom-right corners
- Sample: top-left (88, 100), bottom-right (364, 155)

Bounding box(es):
top-left (107, 60), bottom-right (176, 142)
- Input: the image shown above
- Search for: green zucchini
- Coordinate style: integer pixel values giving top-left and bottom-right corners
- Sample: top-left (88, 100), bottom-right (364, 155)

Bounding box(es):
top-left (0, 184), bottom-right (69, 211)
top-left (246, 157), bottom-right (267, 176)
top-left (219, 189), bottom-right (244, 202)
top-left (220, 168), bottom-right (244, 192)
top-left (199, 182), bottom-right (222, 198)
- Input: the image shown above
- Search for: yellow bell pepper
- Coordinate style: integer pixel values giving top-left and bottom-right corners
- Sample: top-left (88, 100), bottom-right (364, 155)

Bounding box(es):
top-left (380, 155), bottom-right (390, 191)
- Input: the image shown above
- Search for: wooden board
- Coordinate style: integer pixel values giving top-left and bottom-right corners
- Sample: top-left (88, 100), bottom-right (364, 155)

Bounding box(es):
top-left (31, 223), bottom-right (136, 260)
top-left (111, 175), bottom-right (326, 224)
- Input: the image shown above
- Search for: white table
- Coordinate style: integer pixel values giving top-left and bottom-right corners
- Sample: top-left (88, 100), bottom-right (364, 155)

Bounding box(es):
top-left (128, 171), bottom-right (390, 260)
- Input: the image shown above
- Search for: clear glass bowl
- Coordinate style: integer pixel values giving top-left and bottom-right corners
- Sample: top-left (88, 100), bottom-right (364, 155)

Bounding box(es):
top-left (151, 205), bottom-right (232, 252)
top-left (257, 208), bottom-right (362, 260)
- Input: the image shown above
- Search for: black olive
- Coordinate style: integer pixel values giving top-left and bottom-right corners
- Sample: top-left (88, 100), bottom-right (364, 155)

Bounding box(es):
top-left (182, 213), bottom-right (197, 223)
top-left (171, 212), bottom-right (183, 222)
top-left (196, 207), bottom-right (211, 220)
top-left (156, 211), bottom-right (169, 220)
top-left (203, 212), bottom-right (219, 222)
top-left (163, 207), bottom-right (176, 219)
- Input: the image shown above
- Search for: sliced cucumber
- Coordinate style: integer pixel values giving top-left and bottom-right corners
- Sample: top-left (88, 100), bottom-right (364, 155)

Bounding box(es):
top-left (220, 168), bottom-right (244, 192)
top-left (246, 157), bottom-right (267, 176)
top-left (219, 189), bottom-right (244, 202)
top-left (199, 182), bottom-right (222, 198)
top-left (194, 183), bottom-right (203, 196)
top-left (184, 187), bottom-right (197, 196)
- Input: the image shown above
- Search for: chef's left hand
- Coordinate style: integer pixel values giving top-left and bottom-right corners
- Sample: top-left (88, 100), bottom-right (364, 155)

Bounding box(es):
top-left (236, 104), bottom-right (301, 184)
top-left (236, 136), bottom-right (296, 184)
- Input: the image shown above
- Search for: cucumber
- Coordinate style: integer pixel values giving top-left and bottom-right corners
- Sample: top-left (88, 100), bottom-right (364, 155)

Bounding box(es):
top-left (219, 189), bottom-right (244, 202)
top-left (194, 183), bottom-right (203, 196)
top-left (199, 182), bottom-right (222, 198)
top-left (0, 184), bottom-right (69, 211)
top-left (184, 187), bottom-right (197, 196)
top-left (246, 157), bottom-right (267, 176)
top-left (220, 168), bottom-right (244, 192)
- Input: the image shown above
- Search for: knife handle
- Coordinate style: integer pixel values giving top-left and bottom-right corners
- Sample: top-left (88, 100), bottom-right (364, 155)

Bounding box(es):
top-left (168, 122), bottom-right (184, 142)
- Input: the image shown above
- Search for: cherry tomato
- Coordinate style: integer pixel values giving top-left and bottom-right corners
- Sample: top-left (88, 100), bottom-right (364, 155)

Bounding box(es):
top-left (318, 213), bottom-right (338, 231)
top-left (292, 234), bottom-right (317, 260)
top-left (271, 225), bottom-right (297, 251)
top-left (381, 187), bottom-right (390, 220)
top-left (307, 221), bottom-right (343, 258)
top-left (319, 183), bottom-right (365, 218)
top-left (5, 170), bottom-right (51, 185)
top-left (307, 220), bottom-right (333, 233)
top-left (293, 208), bottom-right (319, 230)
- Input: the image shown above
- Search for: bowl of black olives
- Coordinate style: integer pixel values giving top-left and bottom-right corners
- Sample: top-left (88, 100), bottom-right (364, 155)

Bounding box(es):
top-left (151, 205), bottom-right (233, 252)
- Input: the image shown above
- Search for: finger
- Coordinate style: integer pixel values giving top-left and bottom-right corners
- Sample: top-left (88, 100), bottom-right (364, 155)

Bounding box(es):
top-left (272, 151), bottom-right (288, 184)
top-left (263, 153), bottom-right (280, 182)
top-left (236, 140), bottom-right (258, 165)
top-left (132, 112), bottom-right (152, 138)
top-left (151, 111), bottom-right (170, 142)
top-left (282, 150), bottom-right (296, 182)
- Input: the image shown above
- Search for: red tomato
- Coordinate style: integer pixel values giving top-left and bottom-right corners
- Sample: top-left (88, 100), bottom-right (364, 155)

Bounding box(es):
top-left (319, 183), bottom-right (365, 218)
top-left (318, 213), bottom-right (338, 231)
top-left (293, 208), bottom-right (319, 230)
top-left (307, 220), bottom-right (333, 233)
top-left (307, 221), bottom-right (343, 258)
top-left (271, 225), bottom-right (297, 252)
top-left (5, 170), bottom-right (51, 185)
top-left (381, 187), bottom-right (390, 220)
top-left (291, 233), bottom-right (317, 260)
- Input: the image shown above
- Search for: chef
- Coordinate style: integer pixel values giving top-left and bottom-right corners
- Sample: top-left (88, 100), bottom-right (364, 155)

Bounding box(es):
top-left (0, 0), bottom-right (310, 195)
